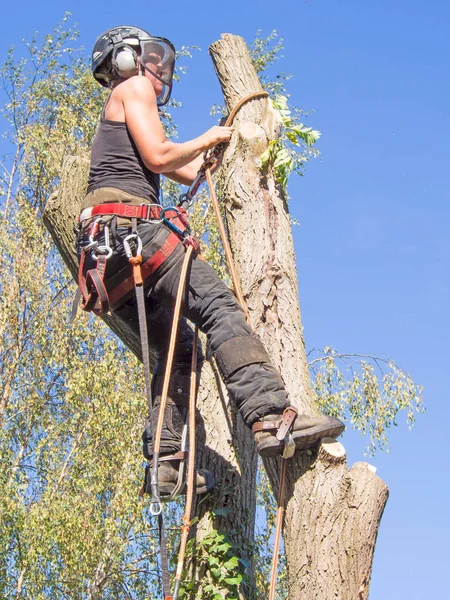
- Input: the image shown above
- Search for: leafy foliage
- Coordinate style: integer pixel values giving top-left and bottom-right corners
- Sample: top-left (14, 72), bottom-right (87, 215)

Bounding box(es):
top-left (260, 94), bottom-right (320, 189)
top-left (181, 527), bottom-right (248, 600)
top-left (0, 17), bottom-right (183, 599)
top-left (248, 31), bottom-right (321, 192)
top-left (249, 30), bottom-right (289, 98)
top-left (309, 347), bottom-right (424, 454)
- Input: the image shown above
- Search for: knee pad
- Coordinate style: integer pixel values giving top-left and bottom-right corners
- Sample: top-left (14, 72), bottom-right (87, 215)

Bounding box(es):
top-left (212, 335), bottom-right (272, 382)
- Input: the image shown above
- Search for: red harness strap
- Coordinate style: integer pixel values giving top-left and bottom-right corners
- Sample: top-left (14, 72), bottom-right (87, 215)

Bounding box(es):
top-left (78, 251), bottom-right (110, 316)
top-left (77, 204), bottom-right (192, 315)
top-left (78, 202), bottom-right (164, 222)
top-left (108, 231), bottom-right (181, 309)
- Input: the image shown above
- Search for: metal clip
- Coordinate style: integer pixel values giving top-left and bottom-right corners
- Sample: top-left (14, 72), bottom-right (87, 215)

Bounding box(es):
top-left (185, 169), bottom-right (206, 204)
top-left (282, 433), bottom-right (296, 459)
top-left (92, 220), bottom-right (113, 260)
top-left (150, 499), bottom-right (163, 516)
top-left (123, 233), bottom-right (143, 259)
top-left (140, 203), bottom-right (164, 223)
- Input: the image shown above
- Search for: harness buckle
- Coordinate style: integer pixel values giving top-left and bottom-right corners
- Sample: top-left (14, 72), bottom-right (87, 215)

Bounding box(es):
top-left (140, 203), bottom-right (164, 222)
top-left (91, 220), bottom-right (113, 260)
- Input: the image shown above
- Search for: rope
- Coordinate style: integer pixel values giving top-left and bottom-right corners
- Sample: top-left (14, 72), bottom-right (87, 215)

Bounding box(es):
top-left (172, 325), bottom-right (199, 600)
top-left (224, 91), bottom-right (269, 127)
top-left (147, 245), bottom-right (193, 600)
top-left (151, 244), bottom-right (194, 509)
top-left (205, 167), bottom-right (250, 321)
top-left (268, 458), bottom-right (288, 600)
top-left (127, 232), bottom-right (172, 598)
top-left (205, 90), bottom-right (269, 323)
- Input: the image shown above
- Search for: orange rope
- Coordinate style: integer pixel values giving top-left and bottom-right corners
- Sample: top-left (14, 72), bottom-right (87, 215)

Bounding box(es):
top-left (268, 458), bottom-right (288, 600)
top-left (205, 90), bottom-right (269, 323)
top-left (224, 91), bottom-right (269, 127)
top-left (205, 167), bottom-right (250, 322)
top-left (153, 245), bottom-right (193, 458)
top-left (173, 326), bottom-right (199, 593)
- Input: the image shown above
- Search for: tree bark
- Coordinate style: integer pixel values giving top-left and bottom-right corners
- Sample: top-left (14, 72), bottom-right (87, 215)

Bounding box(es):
top-left (209, 34), bottom-right (389, 599)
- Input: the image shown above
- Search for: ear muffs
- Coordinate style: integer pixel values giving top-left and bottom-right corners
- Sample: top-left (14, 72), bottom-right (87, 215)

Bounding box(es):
top-left (112, 46), bottom-right (138, 78)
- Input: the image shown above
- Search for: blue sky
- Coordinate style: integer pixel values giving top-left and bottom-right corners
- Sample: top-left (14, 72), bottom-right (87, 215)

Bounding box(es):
top-left (1, 1), bottom-right (448, 598)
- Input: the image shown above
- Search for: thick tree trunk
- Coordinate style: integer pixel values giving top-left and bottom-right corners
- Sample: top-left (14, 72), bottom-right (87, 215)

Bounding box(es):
top-left (209, 34), bottom-right (389, 599)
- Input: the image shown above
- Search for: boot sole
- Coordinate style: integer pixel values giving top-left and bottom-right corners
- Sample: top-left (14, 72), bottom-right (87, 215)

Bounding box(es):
top-left (256, 420), bottom-right (345, 458)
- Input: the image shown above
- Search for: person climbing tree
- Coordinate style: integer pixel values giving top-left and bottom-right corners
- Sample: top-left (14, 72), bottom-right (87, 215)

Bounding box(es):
top-left (76, 24), bottom-right (345, 500)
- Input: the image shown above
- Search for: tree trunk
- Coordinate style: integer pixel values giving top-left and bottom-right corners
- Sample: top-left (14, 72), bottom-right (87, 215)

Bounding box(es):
top-left (209, 34), bottom-right (389, 599)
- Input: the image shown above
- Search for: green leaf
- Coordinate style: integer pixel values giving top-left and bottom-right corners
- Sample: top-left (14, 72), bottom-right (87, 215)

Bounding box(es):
top-left (224, 556), bottom-right (239, 569)
top-left (224, 575), bottom-right (243, 585)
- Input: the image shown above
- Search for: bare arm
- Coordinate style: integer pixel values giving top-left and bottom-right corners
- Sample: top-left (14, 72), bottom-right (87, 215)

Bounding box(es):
top-left (163, 154), bottom-right (205, 185)
top-left (164, 152), bottom-right (224, 185)
top-left (121, 77), bottom-right (232, 174)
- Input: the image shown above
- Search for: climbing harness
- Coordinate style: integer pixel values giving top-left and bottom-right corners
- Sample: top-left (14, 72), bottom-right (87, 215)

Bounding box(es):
top-left (77, 204), bottom-right (198, 315)
top-left (77, 88), bottom-right (293, 599)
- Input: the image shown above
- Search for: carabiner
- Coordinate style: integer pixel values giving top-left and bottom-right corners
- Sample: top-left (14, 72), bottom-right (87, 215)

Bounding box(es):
top-left (92, 221), bottom-right (113, 260)
top-left (150, 500), bottom-right (163, 516)
top-left (123, 233), bottom-right (143, 259)
top-left (187, 169), bottom-right (206, 199)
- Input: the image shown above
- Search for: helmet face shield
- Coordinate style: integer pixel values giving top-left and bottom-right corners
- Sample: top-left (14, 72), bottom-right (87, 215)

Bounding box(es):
top-left (139, 37), bottom-right (175, 106)
top-left (91, 26), bottom-right (176, 105)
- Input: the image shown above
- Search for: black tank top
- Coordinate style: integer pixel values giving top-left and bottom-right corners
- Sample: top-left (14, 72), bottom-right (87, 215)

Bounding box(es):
top-left (87, 109), bottom-right (160, 203)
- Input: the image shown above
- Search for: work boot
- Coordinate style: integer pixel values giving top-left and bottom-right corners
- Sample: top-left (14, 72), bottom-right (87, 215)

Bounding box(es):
top-left (142, 457), bottom-right (215, 498)
top-left (142, 371), bottom-right (215, 499)
top-left (252, 407), bottom-right (345, 458)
